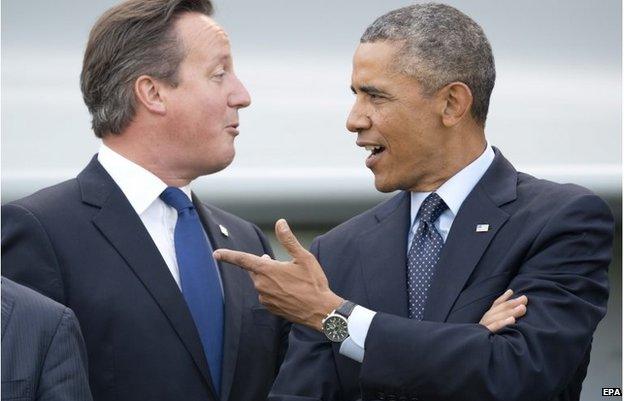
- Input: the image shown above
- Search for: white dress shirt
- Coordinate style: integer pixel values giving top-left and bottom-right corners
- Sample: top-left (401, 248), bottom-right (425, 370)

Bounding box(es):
top-left (97, 143), bottom-right (222, 291)
top-left (339, 144), bottom-right (495, 362)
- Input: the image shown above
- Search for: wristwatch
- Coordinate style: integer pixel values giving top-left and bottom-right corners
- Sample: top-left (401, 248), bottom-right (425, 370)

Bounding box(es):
top-left (321, 300), bottom-right (357, 342)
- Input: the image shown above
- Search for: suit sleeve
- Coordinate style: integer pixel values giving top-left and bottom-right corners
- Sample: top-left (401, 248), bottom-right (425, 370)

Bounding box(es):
top-left (269, 238), bottom-right (343, 401)
top-left (359, 193), bottom-right (613, 401)
top-left (36, 307), bottom-right (93, 401)
top-left (1, 204), bottom-right (65, 303)
top-left (252, 224), bottom-right (292, 374)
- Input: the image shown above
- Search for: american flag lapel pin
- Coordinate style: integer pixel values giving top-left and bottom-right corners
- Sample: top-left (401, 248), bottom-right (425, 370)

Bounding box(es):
top-left (219, 224), bottom-right (229, 237)
top-left (475, 224), bottom-right (489, 233)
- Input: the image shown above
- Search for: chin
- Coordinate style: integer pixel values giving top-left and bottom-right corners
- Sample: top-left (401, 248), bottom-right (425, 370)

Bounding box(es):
top-left (373, 177), bottom-right (399, 193)
top-left (199, 153), bottom-right (235, 176)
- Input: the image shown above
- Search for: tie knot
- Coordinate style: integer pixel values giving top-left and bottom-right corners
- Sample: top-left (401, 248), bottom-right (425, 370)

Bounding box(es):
top-left (160, 187), bottom-right (193, 213)
top-left (417, 192), bottom-right (447, 224)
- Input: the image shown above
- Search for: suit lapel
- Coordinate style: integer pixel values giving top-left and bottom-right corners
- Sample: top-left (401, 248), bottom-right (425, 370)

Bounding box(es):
top-left (358, 192), bottom-right (410, 317)
top-left (78, 158), bottom-right (217, 398)
top-left (424, 149), bottom-right (517, 322)
top-left (193, 195), bottom-right (244, 401)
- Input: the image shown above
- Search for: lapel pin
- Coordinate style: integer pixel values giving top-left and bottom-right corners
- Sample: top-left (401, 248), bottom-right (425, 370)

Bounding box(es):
top-left (476, 224), bottom-right (489, 233)
top-left (219, 224), bottom-right (229, 237)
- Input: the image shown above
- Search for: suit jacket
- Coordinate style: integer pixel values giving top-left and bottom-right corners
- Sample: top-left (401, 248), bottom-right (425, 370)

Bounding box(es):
top-left (2, 277), bottom-right (93, 401)
top-left (2, 157), bottom-right (290, 401)
top-left (270, 148), bottom-right (613, 401)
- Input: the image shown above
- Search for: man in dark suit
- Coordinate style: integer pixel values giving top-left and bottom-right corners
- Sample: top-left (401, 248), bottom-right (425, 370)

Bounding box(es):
top-left (2, 1), bottom-right (288, 400)
top-left (2, 277), bottom-right (93, 401)
top-left (214, 4), bottom-right (614, 401)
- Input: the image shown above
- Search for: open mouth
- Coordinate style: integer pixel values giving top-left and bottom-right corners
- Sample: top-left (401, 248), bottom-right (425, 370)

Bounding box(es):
top-left (364, 145), bottom-right (386, 168)
top-left (365, 145), bottom-right (386, 156)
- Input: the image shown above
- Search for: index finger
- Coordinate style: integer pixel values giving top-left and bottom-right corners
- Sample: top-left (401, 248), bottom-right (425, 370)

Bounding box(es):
top-left (213, 249), bottom-right (266, 273)
top-left (492, 289), bottom-right (513, 307)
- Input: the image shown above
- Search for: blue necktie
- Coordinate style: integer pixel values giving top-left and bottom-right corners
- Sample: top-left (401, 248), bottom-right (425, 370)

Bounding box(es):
top-left (160, 187), bottom-right (223, 392)
top-left (407, 192), bottom-right (448, 320)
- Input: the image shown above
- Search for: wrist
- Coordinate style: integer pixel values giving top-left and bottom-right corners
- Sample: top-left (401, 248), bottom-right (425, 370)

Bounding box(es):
top-left (314, 292), bottom-right (344, 331)
top-left (321, 299), bottom-right (358, 342)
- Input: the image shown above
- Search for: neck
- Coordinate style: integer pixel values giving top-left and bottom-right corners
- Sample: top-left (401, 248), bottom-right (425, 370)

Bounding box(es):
top-left (102, 135), bottom-right (193, 188)
top-left (410, 132), bottom-right (487, 192)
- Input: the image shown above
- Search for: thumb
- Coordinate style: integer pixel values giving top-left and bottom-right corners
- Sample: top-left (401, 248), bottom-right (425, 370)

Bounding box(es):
top-left (275, 219), bottom-right (307, 259)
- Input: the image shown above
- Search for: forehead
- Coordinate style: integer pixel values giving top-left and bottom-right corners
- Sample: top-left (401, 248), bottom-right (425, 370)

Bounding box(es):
top-left (174, 13), bottom-right (230, 58)
top-left (352, 41), bottom-right (402, 82)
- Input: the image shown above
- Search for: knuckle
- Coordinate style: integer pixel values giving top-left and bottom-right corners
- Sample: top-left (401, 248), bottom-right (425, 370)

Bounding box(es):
top-left (302, 251), bottom-right (316, 264)
top-left (252, 277), bottom-right (265, 291)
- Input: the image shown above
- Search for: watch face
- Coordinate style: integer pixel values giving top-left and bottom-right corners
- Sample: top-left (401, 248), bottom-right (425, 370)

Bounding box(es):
top-left (323, 315), bottom-right (349, 342)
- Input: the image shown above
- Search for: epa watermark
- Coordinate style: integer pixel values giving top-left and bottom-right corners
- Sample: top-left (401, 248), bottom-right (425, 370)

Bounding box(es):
top-left (602, 387), bottom-right (622, 396)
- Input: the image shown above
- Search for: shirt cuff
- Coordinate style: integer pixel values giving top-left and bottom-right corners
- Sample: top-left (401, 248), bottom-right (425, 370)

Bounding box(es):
top-left (338, 305), bottom-right (376, 363)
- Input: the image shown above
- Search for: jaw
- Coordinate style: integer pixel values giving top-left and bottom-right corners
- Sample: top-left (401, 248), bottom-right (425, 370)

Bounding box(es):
top-left (372, 170), bottom-right (399, 193)
top-left (372, 166), bottom-right (440, 193)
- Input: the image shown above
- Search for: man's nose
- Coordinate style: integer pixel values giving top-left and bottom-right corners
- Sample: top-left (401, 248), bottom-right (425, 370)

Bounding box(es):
top-left (346, 101), bottom-right (371, 133)
top-left (229, 74), bottom-right (251, 109)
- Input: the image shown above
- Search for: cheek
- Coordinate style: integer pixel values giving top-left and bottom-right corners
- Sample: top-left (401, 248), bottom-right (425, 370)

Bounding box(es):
top-left (202, 96), bottom-right (227, 120)
top-left (185, 98), bottom-right (228, 139)
top-left (377, 105), bottom-right (414, 142)
top-left (176, 83), bottom-right (227, 120)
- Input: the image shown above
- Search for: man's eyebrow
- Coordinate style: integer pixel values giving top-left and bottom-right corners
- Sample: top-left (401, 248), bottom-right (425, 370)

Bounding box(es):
top-left (351, 85), bottom-right (390, 96)
top-left (207, 54), bottom-right (231, 69)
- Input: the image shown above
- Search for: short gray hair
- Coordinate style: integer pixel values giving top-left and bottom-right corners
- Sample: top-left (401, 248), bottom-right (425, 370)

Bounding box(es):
top-left (80, 0), bottom-right (213, 138)
top-left (361, 3), bottom-right (495, 126)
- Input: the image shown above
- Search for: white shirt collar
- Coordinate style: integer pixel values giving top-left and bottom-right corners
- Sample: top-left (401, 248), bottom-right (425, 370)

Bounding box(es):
top-left (97, 143), bottom-right (192, 215)
top-left (410, 143), bottom-right (495, 224)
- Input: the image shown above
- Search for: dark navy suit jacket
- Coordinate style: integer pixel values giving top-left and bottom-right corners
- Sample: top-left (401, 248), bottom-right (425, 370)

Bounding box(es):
top-left (270, 148), bottom-right (613, 401)
top-left (2, 277), bottom-right (93, 401)
top-left (2, 157), bottom-right (290, 401)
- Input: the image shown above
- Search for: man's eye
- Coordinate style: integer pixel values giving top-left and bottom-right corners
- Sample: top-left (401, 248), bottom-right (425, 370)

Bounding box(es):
top-left (213, 71), bottom-right (226, 79)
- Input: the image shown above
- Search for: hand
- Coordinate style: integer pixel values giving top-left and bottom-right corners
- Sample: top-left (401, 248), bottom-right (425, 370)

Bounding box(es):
top-left (213, 219), bottom-right (344, 331)
top-left (479, 289), bottom-right (528, 332)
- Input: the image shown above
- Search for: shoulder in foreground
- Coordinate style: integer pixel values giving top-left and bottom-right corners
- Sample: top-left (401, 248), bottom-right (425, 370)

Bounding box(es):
top-left (516, 172), bottom-right (612, 213)
top-left (4, 178), bottom-right (79, 215)
top-left (2, 277), bottom-right (66, 318)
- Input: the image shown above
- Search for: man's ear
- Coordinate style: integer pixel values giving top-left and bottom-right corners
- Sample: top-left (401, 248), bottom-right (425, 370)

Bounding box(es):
top-left (134, 75), bottom-right (167, 115)
top-left (439, 82), bottom-right (473, 127)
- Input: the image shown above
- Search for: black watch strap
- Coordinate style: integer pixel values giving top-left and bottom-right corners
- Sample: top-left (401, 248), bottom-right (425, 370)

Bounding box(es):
top-left (335, 300), bottom-right (357, 319)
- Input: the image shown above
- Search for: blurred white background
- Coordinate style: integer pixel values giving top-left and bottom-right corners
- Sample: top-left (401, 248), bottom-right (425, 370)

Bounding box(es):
top-left (2, 1), bottom-right (621, 211)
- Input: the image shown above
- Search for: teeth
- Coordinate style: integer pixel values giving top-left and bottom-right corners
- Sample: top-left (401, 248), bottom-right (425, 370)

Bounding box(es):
top-left (364, 145), bottom-right (383, 152)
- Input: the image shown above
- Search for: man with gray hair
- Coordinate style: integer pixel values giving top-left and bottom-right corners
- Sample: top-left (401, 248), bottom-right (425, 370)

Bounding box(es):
top-left (2, 1), bottom-right (289, 400)
top-left (215, 3), bottom-right (613, 400)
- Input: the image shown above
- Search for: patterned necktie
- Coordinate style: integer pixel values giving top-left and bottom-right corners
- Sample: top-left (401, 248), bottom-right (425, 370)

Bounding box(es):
top-left (160, 187), bottom-right (223, 392)
top-left (407, 192), bottom-right (448, 320)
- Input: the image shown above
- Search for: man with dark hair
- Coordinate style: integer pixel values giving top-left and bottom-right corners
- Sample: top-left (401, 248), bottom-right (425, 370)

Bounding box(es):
top-left (215, 3), bottom-right (613, 401)
top-left (2, 277), bottom-right (93, 401)
top-left (2, 1), bottom-right (288, 401)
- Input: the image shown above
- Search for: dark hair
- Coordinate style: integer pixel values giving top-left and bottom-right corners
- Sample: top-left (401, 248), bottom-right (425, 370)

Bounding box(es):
top-left (80, 0), bottom-right (214, 138)
top-left (361, 3), bottom-right (496, 126)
